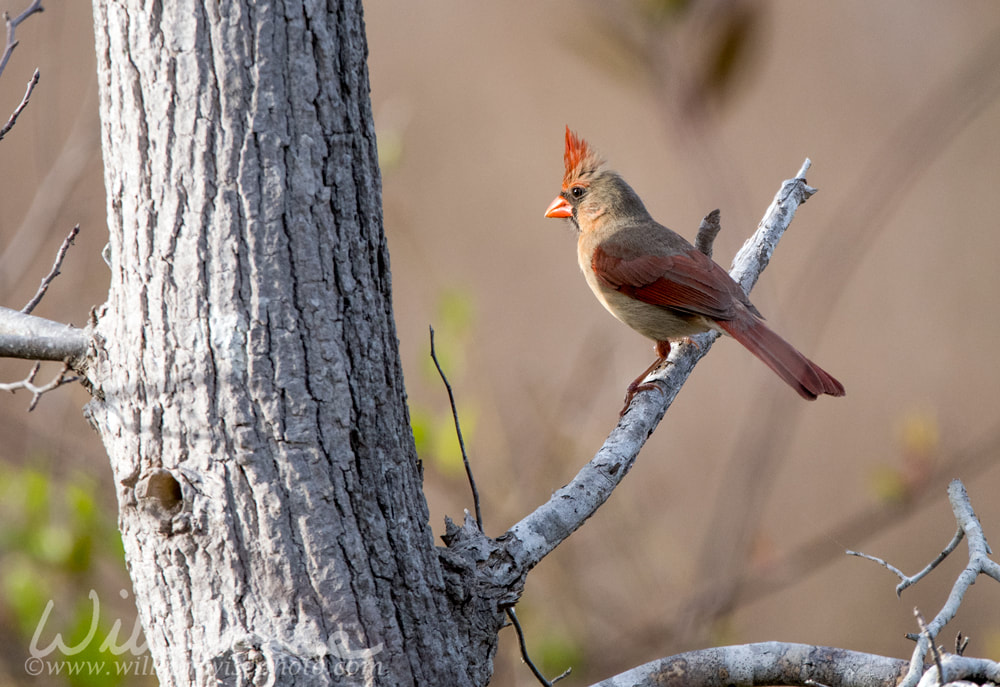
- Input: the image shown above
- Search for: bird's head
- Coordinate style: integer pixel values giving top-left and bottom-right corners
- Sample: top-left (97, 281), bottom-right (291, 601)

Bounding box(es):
top-left (544, 127), bottom-right (649, 232)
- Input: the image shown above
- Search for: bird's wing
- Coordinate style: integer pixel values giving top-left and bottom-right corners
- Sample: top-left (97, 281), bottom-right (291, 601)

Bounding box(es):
top-left (592, 245), bottom-right (756, 321)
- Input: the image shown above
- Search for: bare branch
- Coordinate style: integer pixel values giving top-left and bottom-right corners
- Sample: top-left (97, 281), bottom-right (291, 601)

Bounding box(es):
top-left (429, 325), bottom-right (482, 530)
top-left (505, 163), bottom-right (816, 573)
top-left (0, 66), bottom-right (37, 142)
top-left (587, 641), bottom-right (909, 687)
top-left (897, 529), bottom-right (965, 596)
top-left (851, 480), bottom-right (1000, 687)
top-left (689, 421), bottom-right (1000, 625)
top-left (21, 224), bottom-right (79, 314)
top-left (914, 656), bottom-right (1000, 687)
top-left (0, 0), bottom-right (42, 79)
top-left (0, 305), bottom-right (90, 363)
top-left (844, 549), bottom-right (912, 583)
top-left (430, 327), bottom-right (566, 685)
top-left (506, 606), bottom-right (570, 687)
top-left (914, 609), bottom-right (945, 685)
top-left (0, 360), bottom-right (79, 410)
top-left (847, 527), bottom-right (964, 597)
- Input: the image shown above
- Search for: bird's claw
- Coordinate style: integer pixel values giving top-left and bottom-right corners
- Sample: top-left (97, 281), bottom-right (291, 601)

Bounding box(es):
top-left (619, 379), bottom-right (666, 417)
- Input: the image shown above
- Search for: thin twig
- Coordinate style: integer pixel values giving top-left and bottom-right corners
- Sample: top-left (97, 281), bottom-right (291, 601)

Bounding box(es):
top-left (0, 360), bottom-right (79, 410)
top-left (0, 66), bottom-right (38, 141)
top-left (846, 528), bottom-right (965, 598)
top-left (914, 609), bottom-right (945, 685)
top-left (21, 224), bottom-right (79, 314)
top-left (955, 632), bottom-right (969, 657)
top-left (428, 328), bottom-right (562, 685)
top-left (844, 550), bottom-right (908, 581)
top-left (429, 325), bottom-right (482, 530)
top-left (0, 0), bottom-right (43, 79)
top-left (896, 529), bottom-right (965, 597)
top-left (506, 606), bottom-right (571, 686)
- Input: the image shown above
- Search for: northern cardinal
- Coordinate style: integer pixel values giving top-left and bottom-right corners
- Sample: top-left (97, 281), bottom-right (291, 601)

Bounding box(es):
top-left (544, 127), bottom-right (844, 414)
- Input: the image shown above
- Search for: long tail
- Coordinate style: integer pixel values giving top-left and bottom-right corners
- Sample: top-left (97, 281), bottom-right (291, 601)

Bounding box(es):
top-left (719, 317), bottom-right (845, 399)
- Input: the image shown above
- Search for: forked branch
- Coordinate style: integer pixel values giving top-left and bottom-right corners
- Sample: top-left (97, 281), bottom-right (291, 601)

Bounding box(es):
top-left (0, 0), bottom-right (43, 79)
top-left (849, 479), bottom-right (1000, 687)
top-left (0, 223), bottom-right (89, 364)
top-left (0, 360), bottom-right (79, 410)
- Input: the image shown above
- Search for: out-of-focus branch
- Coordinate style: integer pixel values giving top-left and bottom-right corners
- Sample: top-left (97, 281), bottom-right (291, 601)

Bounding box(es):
top-left (504, 161), bottom-right (815, 573)
top-left (0, 306), bottom-right (90, 364)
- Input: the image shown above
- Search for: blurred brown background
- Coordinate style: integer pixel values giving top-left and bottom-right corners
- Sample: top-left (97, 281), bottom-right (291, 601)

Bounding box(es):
top-left (1, 2), bottom-right (999, 686)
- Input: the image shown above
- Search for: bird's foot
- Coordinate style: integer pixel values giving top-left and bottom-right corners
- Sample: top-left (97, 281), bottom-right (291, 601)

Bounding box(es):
top-left (679, 335), bottom-right (702, 351)
top-left (620, 356), bottom-right (670, 417)
top-left (620, 379), bottom-right (667, 417)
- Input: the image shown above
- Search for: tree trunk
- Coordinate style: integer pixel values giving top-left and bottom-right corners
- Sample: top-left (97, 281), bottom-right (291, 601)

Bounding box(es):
top-left (86, 1), bottom-right (495, 684)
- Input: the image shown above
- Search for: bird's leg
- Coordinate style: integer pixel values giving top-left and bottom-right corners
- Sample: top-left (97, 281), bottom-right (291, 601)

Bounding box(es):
top-left (620, 340), bottom-right (672, 416)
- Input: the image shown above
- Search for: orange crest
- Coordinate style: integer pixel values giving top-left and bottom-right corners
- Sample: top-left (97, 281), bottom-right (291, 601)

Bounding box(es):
top-left (562, 126), bottom-right (603, 190)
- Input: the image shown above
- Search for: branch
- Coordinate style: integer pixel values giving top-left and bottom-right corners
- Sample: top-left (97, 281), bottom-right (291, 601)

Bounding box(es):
top-left (851, 479), bottom-right (1000, 687)
top-left (694, 208), bottom-right (721, 258)
top-left (587, 641), bottom-right (908, 687)
top-left (507, 607), bottom-right (570, 686)
top-left (505, 161), bottom-right (816, 573)
top-left (0, 360), bottom-right (79, 410)
top-left (430, 328), bottom-right (570, 685)
top-left (429, 325), bottom-right (482, 530)
top-left (0, 66), bottom-right (38, 142)
top-left (0, 306), bottom-right (90, 364)
top-left (0, 0), bottom-right (43, 80)
top-left (0, 221), bottom-right (88, 364)
top-left (682, 420), bottom-right (1000, 625)
top-left (847, 528), bottom-right (964, 597)
top-left (21, 224), bottom-right (79, 314)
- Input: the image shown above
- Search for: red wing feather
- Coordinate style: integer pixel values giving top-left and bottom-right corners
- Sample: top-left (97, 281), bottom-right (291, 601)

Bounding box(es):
top-left (592, 246), bottom-right (749, 321)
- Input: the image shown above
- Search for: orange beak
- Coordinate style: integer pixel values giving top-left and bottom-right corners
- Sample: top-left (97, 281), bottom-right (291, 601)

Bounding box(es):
top-left (544, 195), bottom-right (573, 219)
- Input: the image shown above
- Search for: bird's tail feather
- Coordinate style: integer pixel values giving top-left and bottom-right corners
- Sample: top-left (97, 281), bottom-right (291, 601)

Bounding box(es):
top-left (719, 318), bottom-right (845, 399)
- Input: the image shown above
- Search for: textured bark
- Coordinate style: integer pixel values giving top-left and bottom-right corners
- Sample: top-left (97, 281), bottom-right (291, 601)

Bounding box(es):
top-left (86, 2), bottom-right (494, 685)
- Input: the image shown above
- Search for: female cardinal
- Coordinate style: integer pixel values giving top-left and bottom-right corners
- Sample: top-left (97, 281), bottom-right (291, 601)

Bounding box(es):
top-left (544, 127), bottom-right (844, 414)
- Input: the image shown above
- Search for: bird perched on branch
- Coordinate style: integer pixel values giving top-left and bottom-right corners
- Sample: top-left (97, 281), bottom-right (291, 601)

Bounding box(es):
top-left (544, 127), bottom-right (844, 415)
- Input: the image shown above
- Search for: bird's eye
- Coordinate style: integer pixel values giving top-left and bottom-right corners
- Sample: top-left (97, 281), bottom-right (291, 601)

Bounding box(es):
top-left (570, 185), bottom-right (585, 199)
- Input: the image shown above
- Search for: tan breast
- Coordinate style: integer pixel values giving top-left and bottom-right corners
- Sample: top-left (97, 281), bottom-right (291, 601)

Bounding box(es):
top-left (577, 237), bottom-right (715, 342)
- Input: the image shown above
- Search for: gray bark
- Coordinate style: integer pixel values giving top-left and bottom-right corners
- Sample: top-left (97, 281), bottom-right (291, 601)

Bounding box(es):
top-left (86, 1), bottom-right (500, 685)
top-left (27, 2), bottom-right (855, 686)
